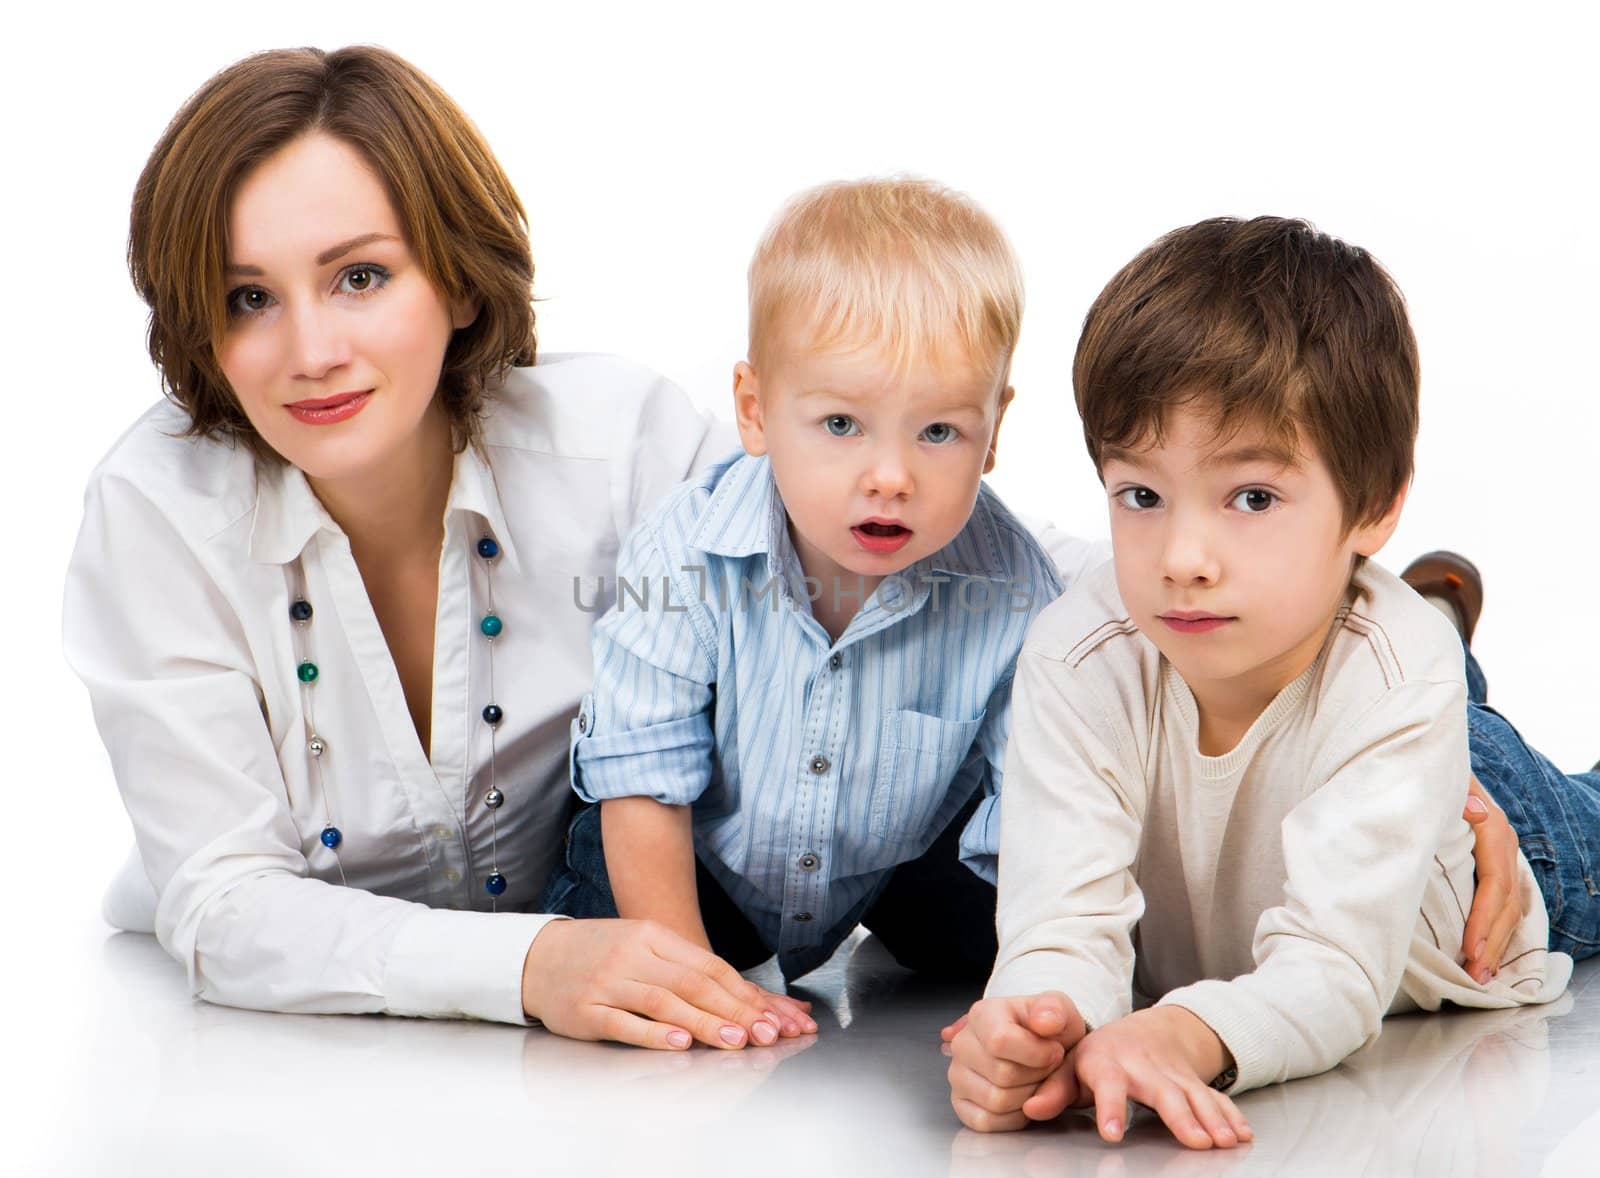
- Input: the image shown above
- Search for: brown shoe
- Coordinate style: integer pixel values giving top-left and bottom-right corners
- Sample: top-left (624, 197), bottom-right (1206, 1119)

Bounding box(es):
top-left (1400, 551), bottom-right (1484, 645)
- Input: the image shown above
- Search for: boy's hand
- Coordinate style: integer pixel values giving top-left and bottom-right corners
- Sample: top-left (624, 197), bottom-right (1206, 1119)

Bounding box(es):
top-left (1067, 1006), bottom-right (1251, 1150)
top-left (946, 992), bottom-right (1087, 1132)
top-left (1462, 773), bottom-right (1524, 982)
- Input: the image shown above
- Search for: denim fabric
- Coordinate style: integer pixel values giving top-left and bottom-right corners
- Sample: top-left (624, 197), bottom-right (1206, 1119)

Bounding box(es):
top-left (537, 794), bottom-right (997, 982)
top-left (1465, 646), bottom-right (1600, 960)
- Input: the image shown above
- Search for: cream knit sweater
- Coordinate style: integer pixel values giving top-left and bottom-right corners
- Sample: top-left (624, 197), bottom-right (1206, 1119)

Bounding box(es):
top-left (988, 561), bottom-right (1572, 1094)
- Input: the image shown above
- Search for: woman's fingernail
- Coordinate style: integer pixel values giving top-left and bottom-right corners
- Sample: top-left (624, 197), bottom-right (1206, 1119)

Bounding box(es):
top-left (803, 1017), bottom-right (818, 1033)
top-left (667, 1029), bottom-right (691, 1048)
top-left (752, 1020), bottom-right (778, 1045)
top-left (1467, 796), bottom-right (1488, 815)
top-left (719, 1025), bottom-right (746, 1046)
top-left (1475, 940), bottom-right (1487, 961)
top-left (1105, 1119), bottom-right (1122, 1139)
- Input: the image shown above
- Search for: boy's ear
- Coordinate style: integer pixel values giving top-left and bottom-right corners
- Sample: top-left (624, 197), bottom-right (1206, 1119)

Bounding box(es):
top-left (732, 361), bottom-right (769, 457)
top-left (1351, 483), bottom-right (1409, 558)
top-left (982, 384), bottom-right (1017, 474)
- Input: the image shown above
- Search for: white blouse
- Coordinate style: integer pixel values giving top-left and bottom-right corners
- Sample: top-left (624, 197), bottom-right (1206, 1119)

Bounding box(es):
top-left (64, 354), bottom-right (732, 1024)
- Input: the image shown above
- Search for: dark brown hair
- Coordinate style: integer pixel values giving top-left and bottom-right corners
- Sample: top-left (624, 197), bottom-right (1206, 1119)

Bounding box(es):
top-left (1073, 216), bottom-right (1419, 528)
top-left (128, 45), bottom-right (535, 460)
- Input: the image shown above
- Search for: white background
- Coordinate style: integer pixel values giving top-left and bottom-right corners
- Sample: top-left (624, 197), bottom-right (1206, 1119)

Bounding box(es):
top-left (2, 0), bottom-right (1596, 1151)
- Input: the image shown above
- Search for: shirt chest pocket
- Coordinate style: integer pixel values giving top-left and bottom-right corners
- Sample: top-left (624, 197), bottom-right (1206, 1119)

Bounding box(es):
top-left (869, 708), bottom-right (986, 845)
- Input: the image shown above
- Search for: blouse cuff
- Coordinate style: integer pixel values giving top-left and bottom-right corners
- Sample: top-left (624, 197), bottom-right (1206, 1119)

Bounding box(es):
top-left (385, 907), bottom-right (565, 1024)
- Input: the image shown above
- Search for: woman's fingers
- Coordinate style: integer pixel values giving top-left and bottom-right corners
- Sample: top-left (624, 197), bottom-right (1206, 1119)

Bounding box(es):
top-left (593, 1003), bottom-right (697, 1051)
top-left (649, 928), bottom-right (816, 1037)
top-left (941, 1012), bottom-right (971, 1042)
top-left (618, 979), bottom-right (761, 1050)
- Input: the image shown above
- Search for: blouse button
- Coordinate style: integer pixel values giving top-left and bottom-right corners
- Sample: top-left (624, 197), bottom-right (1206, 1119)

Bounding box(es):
top-left (443, 868), bottom-right (461, 884)
top-left (828, 653), bottom-right (842, 672)
top-left (799, 853), bottom-right (820, 872)
top-left (793, 912), bottom-right (814, 923)
top-left (808, 755), bottom-right (830, 775)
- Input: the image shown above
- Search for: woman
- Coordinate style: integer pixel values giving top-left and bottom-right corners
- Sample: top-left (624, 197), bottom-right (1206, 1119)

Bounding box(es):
top-left (64, 45), bottom-right (811, 1048)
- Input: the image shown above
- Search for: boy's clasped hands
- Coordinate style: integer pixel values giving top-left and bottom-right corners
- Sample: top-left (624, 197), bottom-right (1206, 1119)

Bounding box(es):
top-left (942, 993), bottom-right (1252, 1150)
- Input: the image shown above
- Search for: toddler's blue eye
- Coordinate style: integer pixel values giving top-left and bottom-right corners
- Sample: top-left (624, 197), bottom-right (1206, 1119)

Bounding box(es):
top-left (921, 423), bottom-right (957, 444)
top-left (1232, 488), bottom-right (1277, 513)
top-left (1116, 487), bottom-right (1161, 510)
top-left (824, 415), bottom-right (859, 437)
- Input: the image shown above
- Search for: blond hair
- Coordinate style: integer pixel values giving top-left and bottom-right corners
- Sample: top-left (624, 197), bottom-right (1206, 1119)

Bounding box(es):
top-left (747, 178), bottom-right (1023, 382)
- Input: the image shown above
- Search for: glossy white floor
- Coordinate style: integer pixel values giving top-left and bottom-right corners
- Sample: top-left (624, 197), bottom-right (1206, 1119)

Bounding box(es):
top-left (19, 918), bottom-right (1598, 1178)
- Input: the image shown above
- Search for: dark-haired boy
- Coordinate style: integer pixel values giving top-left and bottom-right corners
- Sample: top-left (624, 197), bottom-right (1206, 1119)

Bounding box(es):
top-left (947, 217), bottom-right (1573, 1149)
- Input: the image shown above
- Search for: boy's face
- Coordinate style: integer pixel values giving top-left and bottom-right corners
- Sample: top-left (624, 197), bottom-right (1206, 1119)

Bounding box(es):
top-left (1101, 403), bottom-right (1402, 724)
top-left (733, 321), bottom-right (1011, 592)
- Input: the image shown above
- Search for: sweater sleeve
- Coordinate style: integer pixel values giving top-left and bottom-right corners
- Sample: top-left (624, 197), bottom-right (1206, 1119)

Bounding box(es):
top-left (1157, 679), bottom-right (1468, 1094)
top-left (984, 647), bottom-right (1147, 1032)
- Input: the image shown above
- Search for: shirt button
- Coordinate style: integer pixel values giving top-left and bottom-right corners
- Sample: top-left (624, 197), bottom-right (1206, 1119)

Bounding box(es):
top-left (809, 755), bottom-right (830, 775)
top-left (578, 713), bottom-right (588, 734)
top-left (443, 868), bottom-right (461, 884)
top-left (433, 826), bottom-right (452, 841)
top-left (793, 912), bottom-right (814, 922)
top-left (799, 853), bottom-right (820, 872)
top-left (828, 653), bottom-right (842, 672)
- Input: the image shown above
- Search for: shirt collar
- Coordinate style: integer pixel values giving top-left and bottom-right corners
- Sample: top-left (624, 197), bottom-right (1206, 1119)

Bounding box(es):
top-left (685, 452), bottom-right (1011, 582)
top-left (687, 453), bottom-right (785, 560)
top-left (248, 443), bottom-right (523, 573)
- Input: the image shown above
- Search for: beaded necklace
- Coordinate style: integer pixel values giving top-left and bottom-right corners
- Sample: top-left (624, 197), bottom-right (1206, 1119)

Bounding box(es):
top-left (288, 533), bottom-right (511, 908)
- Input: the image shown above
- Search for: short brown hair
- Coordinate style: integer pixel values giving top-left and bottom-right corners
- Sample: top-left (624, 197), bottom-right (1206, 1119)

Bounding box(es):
top-left (1073, 216), bottom-right (1419, 528)
top-left (128, 45), bottom-right (535, 461)
top-left (747, 177), bottom-right (1024, 383)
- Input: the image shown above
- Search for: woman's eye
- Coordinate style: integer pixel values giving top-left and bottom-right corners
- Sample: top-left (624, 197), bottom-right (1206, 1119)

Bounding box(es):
top-left (823, 415), bottom-right (859, 437)
top-left (1231, 488), bottom-right (1278, 513)
top-left (921, 422), bottom-right (958, 444)
top-left (1116, 487), bottom-right (1162, 510)
top-left (338, 265), bottom-right (388, 295)
top-left (227, 287), bottom-right (273, 317)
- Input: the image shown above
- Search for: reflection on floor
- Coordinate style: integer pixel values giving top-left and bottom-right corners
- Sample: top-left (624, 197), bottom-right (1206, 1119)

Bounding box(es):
top-left (44, 929), bottom-right (1600, 1177)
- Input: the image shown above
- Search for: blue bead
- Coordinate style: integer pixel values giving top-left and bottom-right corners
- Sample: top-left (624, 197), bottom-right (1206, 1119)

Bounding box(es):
top-left (482, 704), bottom-right (503, 726)
top-left (484, 871), bottom-right (507, 896)
top-left (477, 536), bottom-right (500, 560)
top-left (480, 613), bottom-right (503, 638)
top-left (290, 599), bottom-right (313, 622)
top-left (320, 825), bottom-right (342, 849)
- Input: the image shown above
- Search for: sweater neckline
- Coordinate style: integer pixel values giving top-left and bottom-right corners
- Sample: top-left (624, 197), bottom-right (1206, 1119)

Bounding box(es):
top-left (1162, 605), bottom-right (1349, 779)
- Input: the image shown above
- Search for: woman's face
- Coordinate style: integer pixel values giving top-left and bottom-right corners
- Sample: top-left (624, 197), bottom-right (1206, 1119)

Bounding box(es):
top-left (216, 132), bottom-right (475, 483)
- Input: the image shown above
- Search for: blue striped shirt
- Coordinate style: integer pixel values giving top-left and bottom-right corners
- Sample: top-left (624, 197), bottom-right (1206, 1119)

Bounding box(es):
top-left (571, 452), bottom-right (1063, 977)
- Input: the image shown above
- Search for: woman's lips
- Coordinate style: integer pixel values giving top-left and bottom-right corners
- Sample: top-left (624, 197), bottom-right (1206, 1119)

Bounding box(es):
top-left (1160, 614), bottom-right (1234, 635)
top-left (851, 521), bottom-right (912, 555)
top-left (285, 390), bottom-right (372, 425)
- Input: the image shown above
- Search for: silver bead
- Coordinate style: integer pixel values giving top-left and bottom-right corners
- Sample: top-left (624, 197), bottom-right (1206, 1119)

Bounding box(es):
top-left (484, 789), bottom-right (505, 810)
top-left (308, 735), bottom-right (326, 757)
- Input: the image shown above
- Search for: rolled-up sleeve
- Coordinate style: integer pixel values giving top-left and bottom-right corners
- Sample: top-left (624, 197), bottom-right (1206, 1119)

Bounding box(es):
top-left (571, 520), bottom-right (718, 806)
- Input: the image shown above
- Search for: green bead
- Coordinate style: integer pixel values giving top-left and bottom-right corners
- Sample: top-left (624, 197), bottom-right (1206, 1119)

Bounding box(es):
top-left (480, 613), bottom-right (503, 638)
top-left (297, 661), bottom-right (319, 683)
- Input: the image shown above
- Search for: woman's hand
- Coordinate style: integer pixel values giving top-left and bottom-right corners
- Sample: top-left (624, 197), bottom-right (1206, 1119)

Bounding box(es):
top-left (1462, 773), bottom-right (1525, 982)
top-left (520, 919), bottom-right (815, 1050)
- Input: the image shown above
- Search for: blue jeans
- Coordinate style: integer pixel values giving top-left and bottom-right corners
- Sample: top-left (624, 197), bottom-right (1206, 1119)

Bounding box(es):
top-left (1466, 646), bottom-right (1600, 960)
